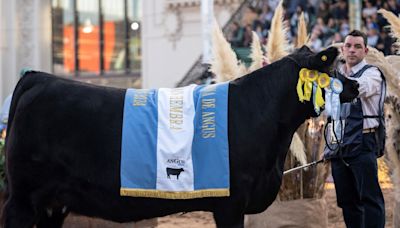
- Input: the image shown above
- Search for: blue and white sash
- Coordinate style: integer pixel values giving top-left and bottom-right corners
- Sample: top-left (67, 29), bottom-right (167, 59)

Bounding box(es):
top-left (120, 83), bottom-right (230, 199)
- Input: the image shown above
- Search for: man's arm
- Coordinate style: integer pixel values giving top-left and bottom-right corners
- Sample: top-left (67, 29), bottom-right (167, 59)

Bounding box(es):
top-left (354, 67), bottom-right (382, 98)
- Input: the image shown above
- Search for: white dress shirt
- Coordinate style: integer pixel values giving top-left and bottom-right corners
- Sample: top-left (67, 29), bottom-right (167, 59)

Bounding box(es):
top-left (339, 60), bottom-right (384, 129)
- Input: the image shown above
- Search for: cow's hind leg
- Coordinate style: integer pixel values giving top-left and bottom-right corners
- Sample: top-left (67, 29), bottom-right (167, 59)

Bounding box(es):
top-left (36, 209), bottom-right (68, 228)
top-left (2, 197), bottom-right (36, 228)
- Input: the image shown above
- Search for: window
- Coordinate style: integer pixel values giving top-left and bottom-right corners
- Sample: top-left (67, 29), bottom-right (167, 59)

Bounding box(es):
top-left (51, 0), bottom-right (142, 77)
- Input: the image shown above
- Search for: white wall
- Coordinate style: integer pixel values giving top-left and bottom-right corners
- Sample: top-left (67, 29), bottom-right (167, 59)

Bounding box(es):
top-left (142, 0), bottom-right (238, 89)
top-left (142, 1), bottom-right (201, 89)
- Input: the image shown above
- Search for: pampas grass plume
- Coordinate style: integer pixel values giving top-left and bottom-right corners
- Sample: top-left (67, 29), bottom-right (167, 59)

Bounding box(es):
top-left (378, 8), bottom-right (400, 42)
top-left (249, 32), bottom-right (264, 72)
top-left (210, 21), bottom-right (240, 82)
top-left (296, 12), bottom-right (309, 48)
top-left (290, 132), bottom-right (307, 166)
top-left (365, 47), bottom-right (400, 97)
top-left (266, 1), bottom-right (289, 63)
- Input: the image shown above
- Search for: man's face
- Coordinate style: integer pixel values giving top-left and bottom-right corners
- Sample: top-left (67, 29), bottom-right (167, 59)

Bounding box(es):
top-left (341, 35), bottom-right (368, 67)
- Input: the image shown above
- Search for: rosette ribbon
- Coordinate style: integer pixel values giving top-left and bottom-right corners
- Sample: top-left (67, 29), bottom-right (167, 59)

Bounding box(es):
top-left (297, 69), bottom-right (330, 113)
top-left (325, 78), bottom-right (343, 120)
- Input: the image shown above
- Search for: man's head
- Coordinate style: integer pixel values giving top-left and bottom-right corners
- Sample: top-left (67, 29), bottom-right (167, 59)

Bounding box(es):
top-left (341, 30), bottom-right (368, 68)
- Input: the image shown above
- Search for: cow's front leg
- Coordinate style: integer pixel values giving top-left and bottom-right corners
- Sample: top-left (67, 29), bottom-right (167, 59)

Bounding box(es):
top-left (2, 197), bottom-right (36, 228)
top-left (213, 208), bottom-right (245, 228)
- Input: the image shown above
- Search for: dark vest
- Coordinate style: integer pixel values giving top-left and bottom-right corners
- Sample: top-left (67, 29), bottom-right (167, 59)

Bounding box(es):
top-left (324, 65), bottom-right (386, 159)
top-left (325, 64), bottom-right (386, 159)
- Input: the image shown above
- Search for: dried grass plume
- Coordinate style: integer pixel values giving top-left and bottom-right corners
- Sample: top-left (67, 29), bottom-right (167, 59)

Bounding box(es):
top-left (378, 8), bottom-right (400, 42)
top-left (248, 32), bottom-right (264, 72)
top-left (266, 1), bottom-right (289, 63)
top-left (365, 47), bottom-right (400, 97)
top-left (296, 12), bottom-right (309, 48)
top-left (289, 132), bottom-right (307, 166)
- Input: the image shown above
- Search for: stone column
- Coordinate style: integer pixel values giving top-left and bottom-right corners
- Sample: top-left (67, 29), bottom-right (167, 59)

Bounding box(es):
top-left (0, 0), bottom-right (52, 101)
top-left (17, 0), bottom-right (51, 73)
top-left (0, 0), bottom-right (18, 100)
top-left (349, 0), bottom-right (362, 31)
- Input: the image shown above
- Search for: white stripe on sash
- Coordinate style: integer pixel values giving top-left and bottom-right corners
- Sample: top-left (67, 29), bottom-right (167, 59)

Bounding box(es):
top-left (156, 85), bottom-right (197, 191)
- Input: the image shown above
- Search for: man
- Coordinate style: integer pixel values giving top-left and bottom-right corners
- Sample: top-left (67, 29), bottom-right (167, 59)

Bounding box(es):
top-left (331, 30), bottom-right (385, 228)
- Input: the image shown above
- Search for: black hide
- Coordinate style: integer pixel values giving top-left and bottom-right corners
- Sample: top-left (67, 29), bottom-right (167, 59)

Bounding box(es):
top-left (1, 46), bottom-right (356, 228)
top-left (336, 72), bottom-right (360, 103)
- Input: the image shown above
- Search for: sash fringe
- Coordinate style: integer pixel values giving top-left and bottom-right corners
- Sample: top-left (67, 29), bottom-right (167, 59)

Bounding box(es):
top-left (120, 188), bottom-right (230, 199)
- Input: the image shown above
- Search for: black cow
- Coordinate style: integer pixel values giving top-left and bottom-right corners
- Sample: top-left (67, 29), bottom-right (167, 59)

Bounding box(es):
top-left (1, 46), bottom-right (358, 228)
top-left (166, 168), bottom-right (184, 179)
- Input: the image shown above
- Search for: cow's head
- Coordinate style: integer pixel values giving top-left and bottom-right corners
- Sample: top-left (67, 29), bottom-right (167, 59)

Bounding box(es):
top-left (286, 46), bottom-right (359, 117)
top-left (288, 45), bottom-right (338, 75)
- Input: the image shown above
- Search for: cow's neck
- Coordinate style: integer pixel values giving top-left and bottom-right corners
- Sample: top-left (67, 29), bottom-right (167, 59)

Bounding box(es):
top-left (234, 58), bottom-right (310, 131)
top-left (229, 59), bottom-right (316, 211)
top-left (230, 58), bottom-right (312, 172)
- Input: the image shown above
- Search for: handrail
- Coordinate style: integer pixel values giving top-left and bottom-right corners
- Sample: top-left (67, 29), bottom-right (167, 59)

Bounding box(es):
top-left (177, 0), bottom-right (257, 87)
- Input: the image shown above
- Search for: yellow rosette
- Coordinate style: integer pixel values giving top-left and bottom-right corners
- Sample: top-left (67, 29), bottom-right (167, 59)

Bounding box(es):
top-left (317, 73), bottom-right (330, 88)
top-left (297, 69), bottom-right (329, 106)
top-left (306, 70), bottom-right (319, 82)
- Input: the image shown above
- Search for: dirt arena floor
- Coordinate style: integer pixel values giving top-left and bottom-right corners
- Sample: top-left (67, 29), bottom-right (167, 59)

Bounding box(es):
top-left (156, 187), bottom-right (394, 228)
top-left (62, 184), bottom-right (394, 227)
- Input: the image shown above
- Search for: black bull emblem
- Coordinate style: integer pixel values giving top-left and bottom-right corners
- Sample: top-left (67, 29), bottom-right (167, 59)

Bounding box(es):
top-left (1, 46), bottom-right (358, 227)
top-left (166, 167), bottom-right (185, 179)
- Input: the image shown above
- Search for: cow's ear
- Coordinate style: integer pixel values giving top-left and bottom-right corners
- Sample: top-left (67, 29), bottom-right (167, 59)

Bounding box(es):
top-left (311, 47), bottom-right (339, 70)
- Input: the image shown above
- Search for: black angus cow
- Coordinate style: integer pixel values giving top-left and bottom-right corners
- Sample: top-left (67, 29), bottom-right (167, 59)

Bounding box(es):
top-left (1, 46), bottom-right (358, 228)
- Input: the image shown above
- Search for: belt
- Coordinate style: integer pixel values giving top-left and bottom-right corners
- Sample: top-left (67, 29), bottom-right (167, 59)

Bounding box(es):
top-left (362, 128), bottom-right (376, 134)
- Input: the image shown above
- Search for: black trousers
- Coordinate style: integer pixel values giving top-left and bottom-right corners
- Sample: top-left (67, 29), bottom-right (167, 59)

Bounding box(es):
top-left (331, 140), bottom-right (385, 228)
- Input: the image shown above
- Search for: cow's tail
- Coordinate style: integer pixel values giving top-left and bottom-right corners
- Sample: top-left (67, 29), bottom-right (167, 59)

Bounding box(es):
top-left (1, 70), bottom-right (40, 223)
top-left (5, 71), bottom-right (39, 142)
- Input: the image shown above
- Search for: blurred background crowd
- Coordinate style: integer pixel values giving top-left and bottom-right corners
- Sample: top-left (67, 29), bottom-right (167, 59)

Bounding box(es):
top-left (227, 0), bottom-right (400, 55)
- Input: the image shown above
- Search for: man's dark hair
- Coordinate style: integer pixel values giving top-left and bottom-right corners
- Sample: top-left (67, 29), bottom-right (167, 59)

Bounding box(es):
top-left (346, 30), bottom-right (368, 47)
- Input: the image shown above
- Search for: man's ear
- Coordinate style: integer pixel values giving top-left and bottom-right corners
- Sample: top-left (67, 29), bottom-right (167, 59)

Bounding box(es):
top-left (365, 47), bottom-right (369, 54)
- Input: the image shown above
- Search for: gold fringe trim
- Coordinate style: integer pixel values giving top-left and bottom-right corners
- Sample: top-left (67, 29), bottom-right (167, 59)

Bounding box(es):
top-left (120, 188), bottom-right (230, 199)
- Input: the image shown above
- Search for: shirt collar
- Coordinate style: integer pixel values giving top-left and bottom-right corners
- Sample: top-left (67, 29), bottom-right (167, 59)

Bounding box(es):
top-left (339, 60), bottom-right (367, 76)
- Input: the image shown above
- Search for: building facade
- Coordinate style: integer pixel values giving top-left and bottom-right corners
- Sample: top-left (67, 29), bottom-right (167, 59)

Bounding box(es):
top-left (0, 0), bottom-right (240, 100)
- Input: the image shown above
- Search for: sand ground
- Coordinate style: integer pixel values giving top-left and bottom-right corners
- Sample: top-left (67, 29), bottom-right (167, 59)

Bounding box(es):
top-left (63, 187), bottom-right (394, 227)
top-left (156, 188), bottom-right (394, 228)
